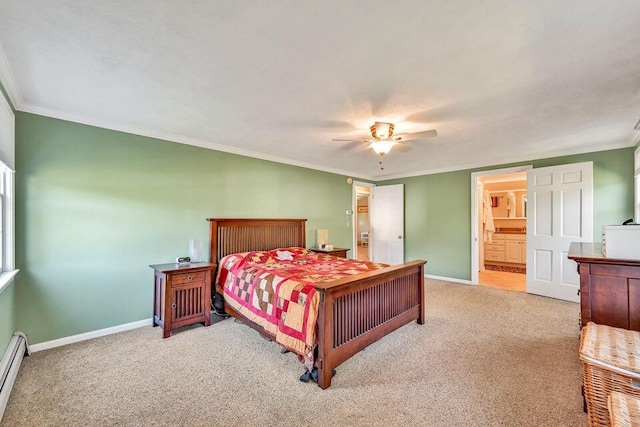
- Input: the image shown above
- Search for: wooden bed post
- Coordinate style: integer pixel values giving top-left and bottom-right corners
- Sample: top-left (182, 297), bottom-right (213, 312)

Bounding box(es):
top-left (313, 260), bottom-right (426, 389)
top-left (316, 290), bottom-right (333, 389)
top-left (418, 263), bottom-right (425, 325)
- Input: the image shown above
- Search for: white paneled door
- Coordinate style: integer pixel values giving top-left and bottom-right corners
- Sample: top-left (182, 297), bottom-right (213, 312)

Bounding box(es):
top-left (371, 184), bottom-right (404, 265)
top-left (526, 162), bottom-right (593, 302)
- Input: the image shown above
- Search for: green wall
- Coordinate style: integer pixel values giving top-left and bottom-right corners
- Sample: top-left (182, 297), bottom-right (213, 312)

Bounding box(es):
top-left (15, 113), bottom-right (356, 344)
top-left (382, 148), bottom-right (636, 280)
top-left (12, 109), bottom-right (638, 345)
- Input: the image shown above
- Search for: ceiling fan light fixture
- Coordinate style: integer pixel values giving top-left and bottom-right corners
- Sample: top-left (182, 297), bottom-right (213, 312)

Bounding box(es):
top-left (370, 122), bottom-right (394, 139)
top-left (370, 140), bottom-right (395, 155)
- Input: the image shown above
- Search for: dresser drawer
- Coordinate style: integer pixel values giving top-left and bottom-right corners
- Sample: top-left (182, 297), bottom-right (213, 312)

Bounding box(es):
top-left (172, 271), bottom-right (206, 285)
top-left (492, 234), bottom-right (506, 241)
top-left (485, 244), bottom-right (504, 251)
top-left (486, 251), bottom-right (506, 262)
top-left (505, 234), bottom-right (526, 241)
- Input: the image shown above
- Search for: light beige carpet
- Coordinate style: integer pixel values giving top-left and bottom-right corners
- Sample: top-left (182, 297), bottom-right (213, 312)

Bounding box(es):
top-left (2, 280), bottom-right (587, 426)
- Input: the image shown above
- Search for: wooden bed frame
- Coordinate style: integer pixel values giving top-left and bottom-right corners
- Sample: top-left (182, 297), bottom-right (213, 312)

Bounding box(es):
top-left (208, 218), bottom-right (426, 389)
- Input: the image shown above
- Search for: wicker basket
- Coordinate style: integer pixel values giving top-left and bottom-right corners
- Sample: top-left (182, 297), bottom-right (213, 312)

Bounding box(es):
top-left (580, 322), bottom-right (640, 426)
top-left (608, 392), bottom-right (640, 427)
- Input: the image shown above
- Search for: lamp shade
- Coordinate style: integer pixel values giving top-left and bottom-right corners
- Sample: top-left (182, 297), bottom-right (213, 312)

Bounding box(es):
top-left (370, 140), bottom-right (395, 155)
top-left (317, 229), bottom-right (329, 247)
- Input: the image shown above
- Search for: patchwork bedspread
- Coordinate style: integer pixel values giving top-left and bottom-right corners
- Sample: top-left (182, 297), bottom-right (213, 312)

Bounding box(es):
top-left (215, 247), bottom-right (387, 367)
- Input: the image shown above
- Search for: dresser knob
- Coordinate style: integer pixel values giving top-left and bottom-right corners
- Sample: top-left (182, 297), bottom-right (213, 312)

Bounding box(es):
top-left (187, 276), bottom-right (193, 281)
top-left (171, 303), bottom-right (177, 309)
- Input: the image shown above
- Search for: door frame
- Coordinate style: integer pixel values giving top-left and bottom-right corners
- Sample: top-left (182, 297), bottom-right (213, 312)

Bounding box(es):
top-left (470, 165), bottom-right (532, 285)
top-left (352, 181), bottom-right (375, 260)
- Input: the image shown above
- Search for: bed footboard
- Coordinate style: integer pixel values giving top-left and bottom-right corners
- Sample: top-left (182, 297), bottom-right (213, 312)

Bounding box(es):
top-left (314, 260), bottom-right (426, 389)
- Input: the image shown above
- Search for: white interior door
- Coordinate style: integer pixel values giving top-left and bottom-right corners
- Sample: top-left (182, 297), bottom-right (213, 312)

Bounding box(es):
top-left (526, 162), bottom-right (593, 302)
top-left (371, 184), bottom-right (404, 264)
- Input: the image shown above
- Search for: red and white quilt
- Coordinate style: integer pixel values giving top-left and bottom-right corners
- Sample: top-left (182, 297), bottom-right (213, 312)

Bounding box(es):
top-left (215, 247), bottom-right (387, 368)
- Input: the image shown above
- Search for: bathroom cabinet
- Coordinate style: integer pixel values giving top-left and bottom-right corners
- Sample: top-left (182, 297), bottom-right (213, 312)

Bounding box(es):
top-left (505, 235), bottom-right (526, 264)
top-left (485, 233), bottom-right (526, 265)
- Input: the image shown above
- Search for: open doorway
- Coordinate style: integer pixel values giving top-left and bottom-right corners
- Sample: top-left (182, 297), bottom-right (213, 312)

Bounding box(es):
top-left (471, 167), bottom-right (531, 292)
top-left (353, 182), bottom-right (373, 261)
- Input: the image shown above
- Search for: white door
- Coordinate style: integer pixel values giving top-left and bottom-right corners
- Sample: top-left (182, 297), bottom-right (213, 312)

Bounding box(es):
top-left (371, 184), bottom-right (404, 264)
top-left (526, 162), bottom-right (593, 302)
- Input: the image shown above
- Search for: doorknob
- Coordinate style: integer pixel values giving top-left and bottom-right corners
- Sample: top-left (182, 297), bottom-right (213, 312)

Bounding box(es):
top-left (398, 235), bottom-right (402, 239)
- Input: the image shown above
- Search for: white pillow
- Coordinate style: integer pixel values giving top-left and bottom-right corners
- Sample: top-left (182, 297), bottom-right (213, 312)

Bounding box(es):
top-left (275, 250), bottom-right (294, 261)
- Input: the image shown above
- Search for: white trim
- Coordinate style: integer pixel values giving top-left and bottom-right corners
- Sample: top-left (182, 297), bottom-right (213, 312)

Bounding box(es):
top-left (424, 273), bottom-right (473, 285)
top-left (0, 269), bottom-right (19, 295)
top-left (375, 143), bottom-right (633, 181)
top-left (0, 86), bottom-right (13, 121)
top-left (352, 181), bottom-right (375, 260)
top-left (635, 145), bottom-right (640, 223)
top-left (0, 42), bottom-right (20, 110)
top-left (4, 169), bottom-right (15, 271)
top-left (10, 103), bottom-right (636, 182)
top-left (29, 318), bottom-right (153, 353)
top-left (19, 103), bottom-right (378, 182)
top-left (470, 165), bottom-right (533, 286)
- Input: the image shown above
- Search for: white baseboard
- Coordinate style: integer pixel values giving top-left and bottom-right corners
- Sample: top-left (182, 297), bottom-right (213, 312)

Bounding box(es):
top-left (424, 274), bottom-right (474, 285)
top-left (29, 318), bottom-right (153, 353)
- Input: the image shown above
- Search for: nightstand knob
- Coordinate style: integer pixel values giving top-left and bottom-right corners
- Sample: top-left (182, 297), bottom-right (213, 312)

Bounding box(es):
top-left (187, 275), bottom-right (193, 281)
top-left (171, 303), bottom-right (177, 309)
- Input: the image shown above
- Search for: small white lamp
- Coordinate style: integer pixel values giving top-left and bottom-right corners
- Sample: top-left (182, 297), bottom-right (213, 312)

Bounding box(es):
top-left (317, 229), bottom-right (329, 249)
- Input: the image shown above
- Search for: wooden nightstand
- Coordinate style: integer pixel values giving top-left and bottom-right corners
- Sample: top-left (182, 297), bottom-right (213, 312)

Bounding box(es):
top-left (309, 247), bottom-right (350, 258)
top-left (149, 262), bottom-right (215, 338)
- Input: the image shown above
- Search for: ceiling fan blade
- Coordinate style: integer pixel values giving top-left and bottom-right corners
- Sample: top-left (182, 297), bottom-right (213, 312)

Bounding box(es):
top-left (338, 141), bottom-right (366, 151)
top-left (394, 142), bottom-right (413, 153)
top-left (332, 138), bottom-right (364, 142)
top-left (395, 129), bottom-right (438, 141)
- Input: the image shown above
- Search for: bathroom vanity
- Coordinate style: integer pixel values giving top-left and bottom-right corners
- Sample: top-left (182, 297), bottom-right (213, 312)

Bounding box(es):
top-left (485, 229), bottom-right (526, 266)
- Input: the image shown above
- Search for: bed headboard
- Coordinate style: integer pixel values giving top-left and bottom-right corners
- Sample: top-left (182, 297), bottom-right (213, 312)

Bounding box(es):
top-left (207, 218), bottom-right (307, 264)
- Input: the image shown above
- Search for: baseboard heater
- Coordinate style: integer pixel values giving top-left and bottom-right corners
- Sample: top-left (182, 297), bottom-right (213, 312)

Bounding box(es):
top-left (0, 332), bottom-right (29, 422)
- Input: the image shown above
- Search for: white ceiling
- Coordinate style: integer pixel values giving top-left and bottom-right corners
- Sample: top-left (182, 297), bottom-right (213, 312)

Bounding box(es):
top-left (1, 1), bottom-right (639, 180)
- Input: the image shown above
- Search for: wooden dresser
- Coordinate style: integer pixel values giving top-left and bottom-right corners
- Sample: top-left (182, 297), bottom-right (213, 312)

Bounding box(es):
top-left (568, 242), bottom-right (640, 331)
top-left (149, 262), bottom-right (215, 338)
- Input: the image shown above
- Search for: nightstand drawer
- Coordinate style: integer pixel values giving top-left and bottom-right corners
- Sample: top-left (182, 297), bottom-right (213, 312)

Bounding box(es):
top-left (486, 251), bottom-right (506, 261)
top-left (172, 271), bottom-right (206, 285)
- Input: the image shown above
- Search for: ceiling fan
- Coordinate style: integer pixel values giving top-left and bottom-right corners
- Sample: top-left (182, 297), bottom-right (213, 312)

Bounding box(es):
top-left (333, 122), bottom-right (437, 156)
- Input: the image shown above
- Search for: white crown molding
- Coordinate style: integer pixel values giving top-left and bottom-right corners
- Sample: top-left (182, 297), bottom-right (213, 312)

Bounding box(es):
top-left (375, 140), bottom-right (636, 181)
top-left (0, 41), bottom-right (22, 110)
top-left (14, 101), bottom-right (639, 183)
top-left (19, 103), bottom-right (377, 181)
top-left (0, 84), bottom-right (14, 120)
top-left (29, 318), bottom-right (153, 353)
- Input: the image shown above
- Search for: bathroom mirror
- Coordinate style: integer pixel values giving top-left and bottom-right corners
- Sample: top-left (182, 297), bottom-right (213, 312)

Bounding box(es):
top-left (490, 190), bottom-right (527, 218)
